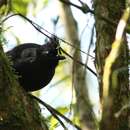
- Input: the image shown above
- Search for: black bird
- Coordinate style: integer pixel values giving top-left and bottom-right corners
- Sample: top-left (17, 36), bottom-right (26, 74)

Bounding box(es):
top-left (6, 37), bottom-right (65, 92)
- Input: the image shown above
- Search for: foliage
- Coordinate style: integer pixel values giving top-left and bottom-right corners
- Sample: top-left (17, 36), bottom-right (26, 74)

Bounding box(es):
top-left (11, 0), bottom-right (49, 15)
top-left (45, 106), bottom-right (69, 130)
top-left (11, 0), bottom-right (31, 15)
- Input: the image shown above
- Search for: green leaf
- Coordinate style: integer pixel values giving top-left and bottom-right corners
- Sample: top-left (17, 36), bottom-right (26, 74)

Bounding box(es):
top-left (56, 106), bottom-right (69, 114)
top-left (11, 0), bottom-right (32, 15)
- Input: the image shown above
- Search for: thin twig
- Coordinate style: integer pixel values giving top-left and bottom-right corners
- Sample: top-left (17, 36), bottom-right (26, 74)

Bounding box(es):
top-left (29, 94), bottom-right (81, 130)
top-left (85, 24), bottom-right (95, 68)
top-left (60, 48), bottom-right (97, 76)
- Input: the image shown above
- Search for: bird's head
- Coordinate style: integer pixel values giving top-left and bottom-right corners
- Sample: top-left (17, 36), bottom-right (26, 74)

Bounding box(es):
top-left (39, 36), bottom-right (65, 61)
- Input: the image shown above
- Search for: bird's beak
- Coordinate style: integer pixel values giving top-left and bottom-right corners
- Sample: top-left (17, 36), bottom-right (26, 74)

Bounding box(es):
top-left (56, 55), bottom-right (65, 60)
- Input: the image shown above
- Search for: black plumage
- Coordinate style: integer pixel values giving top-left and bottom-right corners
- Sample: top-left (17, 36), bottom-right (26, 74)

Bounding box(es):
top-left (6, 37), bottom-right (65, 92)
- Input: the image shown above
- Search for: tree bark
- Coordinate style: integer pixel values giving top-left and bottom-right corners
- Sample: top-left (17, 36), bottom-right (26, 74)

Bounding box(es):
top-left (94, 0), bottom-right (130, 129)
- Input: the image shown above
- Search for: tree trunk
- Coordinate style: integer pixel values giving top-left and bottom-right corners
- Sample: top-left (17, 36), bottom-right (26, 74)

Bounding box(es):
top-left (58, 1), bottom-right (97, 130)
top-left (94, 0), bottom-right (130, 129)
top-left (0, 29), bottom-right (48, 130)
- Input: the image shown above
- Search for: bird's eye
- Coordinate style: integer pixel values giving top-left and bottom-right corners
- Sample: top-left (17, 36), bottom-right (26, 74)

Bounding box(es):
top-left (41, 51), bottom-right (49, 55)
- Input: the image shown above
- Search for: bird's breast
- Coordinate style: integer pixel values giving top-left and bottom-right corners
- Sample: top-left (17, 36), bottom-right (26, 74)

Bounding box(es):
top-left (16, 57), bottom-right (58, 91)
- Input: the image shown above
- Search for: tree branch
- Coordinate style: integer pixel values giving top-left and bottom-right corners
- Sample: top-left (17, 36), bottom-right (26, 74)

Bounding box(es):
top-left (59, 0), bottom-right (93, 14)
top-left (59, 0), bottom-right (117, 26)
